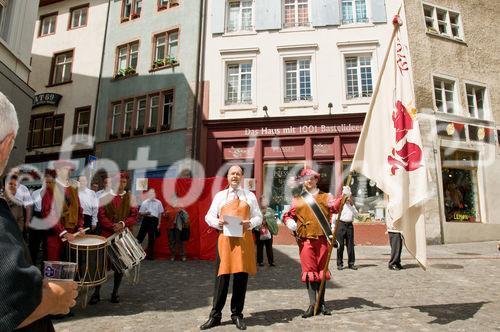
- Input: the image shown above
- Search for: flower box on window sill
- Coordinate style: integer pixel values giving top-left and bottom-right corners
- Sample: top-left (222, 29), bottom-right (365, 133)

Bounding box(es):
top-left (112, 67), bottom-right (138, 81)
top-left (146, 126), bottom-right (157, 133)
top-left (150, 57), bottom-right (179, 72)
top-left (121, 131), bottom-right (131, 138)
top-left (133, 128), bottom-right (144, 135)
top-left (160, 124), bottom-right (170, 131)
top-left (131, 13), bottom-right (140, 19)
top-left (109, 133), bottom-right (118, 140)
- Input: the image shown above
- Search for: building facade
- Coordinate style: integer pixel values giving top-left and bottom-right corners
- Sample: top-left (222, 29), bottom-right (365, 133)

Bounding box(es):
top-left (201, 0), bottom-right (396, 240)
top-left (27, 0), bottom-right (109, 176)
top-left (404, 0), bottom-right (500, 243)
top-left (0, 0), bottom-right (38, 170)
top-left (94, 0), bottom-right (203, 184)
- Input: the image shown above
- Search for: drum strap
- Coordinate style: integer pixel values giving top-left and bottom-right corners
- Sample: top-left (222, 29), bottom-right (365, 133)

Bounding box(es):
top-left (301, 191), bottom-right (332, 245)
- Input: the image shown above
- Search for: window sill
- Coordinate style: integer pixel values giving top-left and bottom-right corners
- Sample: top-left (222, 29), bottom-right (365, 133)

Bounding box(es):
top-left (68, 25), bottom-right (87, 31)
top-left (426, 31), bottom-right (467, 45)
top-left (149, 62), bottom-right (179, 72)
top-left (38, 32), bottom-right (56, 38)
top-left (338, 22), bottom-right (375, 29)
top-left (279, 26), bottom-right (315, 33)
top-left (121, 15), bottom-right (140, 23)
top-left (342, 97), bottom-right (371, 106)
top-left (111, 73), bottom-right (138, 81)
top-left (222, 30), bottom-right (257, 37)
top-left (46, 80), bottom-right (73, 88)
top-left (279, 102), bottom-right (318, 111)
top-left (220, 104), bottom-right (257, 114)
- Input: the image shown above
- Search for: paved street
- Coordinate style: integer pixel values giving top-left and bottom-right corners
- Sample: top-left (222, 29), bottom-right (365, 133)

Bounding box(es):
top-left (55, 242), bottom-right (500, 331)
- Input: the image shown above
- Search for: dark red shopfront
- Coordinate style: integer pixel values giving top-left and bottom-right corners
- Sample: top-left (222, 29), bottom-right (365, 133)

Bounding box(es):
top-left (203, 114), bottom-right (388, 245)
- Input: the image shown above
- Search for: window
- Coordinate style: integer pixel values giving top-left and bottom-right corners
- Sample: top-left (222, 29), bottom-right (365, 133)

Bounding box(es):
top-left (116, 41), bottom-right (139, 75)
top-left (226, 0), bottom-right (253, 32)
top-left (28, 114), bottom-right (64, 148)
top-left (422, 4), bottom-right (462, 39)
top-left (466, 84), bottom-right (486, 120)
top-left (39, 12), bottom-right (57, 37)
top-left (50, 50), bottom-right (73, 85)
top-left (283, 0), bottom-right (309, 28)
top-left (226, 62), bottom-right (252, 105)
top-left (284, 59), bottom-right (311, 102)
top-left (69, 5), bottom-right (88, 29)
top-left (158, 0), bottom-right (179, 11)
top-left (136, 98), bottom-right (146, 131)
top-left (152, 30), bottom-right (179, 68)
top-left (433, 77), bottom-right (456, 113)
top-left (161, 90), bottom-right (174, 129)
top-left (73, 107), bottom-right (91, 142)
top-left (111, 104), bottom-right (121, 136)
top-left (149, 95), bottom-right (159, 129)
top-left (345, 55), bottom-right (372, 99)
top-left (123, 101), bottom-right (134, 133)
top-left (342, 0), bottom-right (368, 24)
top-left (122, 0), bottom-right (141, 21)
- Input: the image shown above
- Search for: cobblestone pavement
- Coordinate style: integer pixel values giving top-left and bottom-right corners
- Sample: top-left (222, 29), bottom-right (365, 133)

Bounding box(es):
top-left (55, 242), bottom-right (500, 331)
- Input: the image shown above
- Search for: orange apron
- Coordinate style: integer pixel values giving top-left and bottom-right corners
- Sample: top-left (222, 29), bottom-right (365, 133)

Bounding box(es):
top-left (217, 195), bottom-right (256, 276)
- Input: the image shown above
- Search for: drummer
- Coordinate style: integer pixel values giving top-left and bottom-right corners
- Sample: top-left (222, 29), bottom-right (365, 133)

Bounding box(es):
top-left (41, 159), bottom-right (84, 261)
top-left (77, 174), bottom-right (99, 234)
top-left (89, 171), bottom-right (138, 305)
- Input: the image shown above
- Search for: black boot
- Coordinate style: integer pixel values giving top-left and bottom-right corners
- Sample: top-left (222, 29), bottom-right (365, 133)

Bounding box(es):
top-left (200, 317), bottom-right (221, 330)
top-left (89, 286), bottom-right (101, 305)
top-left (302, 305), bottom-right (314, 318)
top-left (111, 272), bottom-right (123, 303)
top-left (303, 281), bottom-right (317, 318)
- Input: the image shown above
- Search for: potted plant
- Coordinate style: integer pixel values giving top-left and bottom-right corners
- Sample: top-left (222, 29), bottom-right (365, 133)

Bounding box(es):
top-left (109, 133), bottom-right (118, 140)
top-left (121, 131), bottom-right (131, 138)
top-left (134, 128), bottom-right (144, 135)
top-left (160, 124), bottom-right (170, 131)
top-left (146, 126), bottom-right (156, 133)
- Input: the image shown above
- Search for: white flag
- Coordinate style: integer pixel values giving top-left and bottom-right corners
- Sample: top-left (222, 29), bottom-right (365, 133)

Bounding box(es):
top-left (351, 18), bottom-right (428, 268)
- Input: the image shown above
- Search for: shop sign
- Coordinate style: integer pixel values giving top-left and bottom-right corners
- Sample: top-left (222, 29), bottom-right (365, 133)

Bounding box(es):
top-left (263, 141), bottom-right (305, 158)
top-left (468, 126), bottom-right (494, 144)
top-left (436, 121), bottom-right (466, 140)
top-left (244, 124), bottom-right (362, 137)
top-left (32, 93), bottom-right (62, 108)
top-left (313, 142), bottom-right (334, 156)
top-left (450, 211), bottom-right (475, 222)
top-left (223, 145), bottom-right (255, 160)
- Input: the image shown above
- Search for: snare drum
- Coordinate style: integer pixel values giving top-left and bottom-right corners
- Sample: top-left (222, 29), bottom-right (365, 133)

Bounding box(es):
top-left (107, 228), bottom-right (146, 272)
top-left (67, 235), bottom-right (108, 286)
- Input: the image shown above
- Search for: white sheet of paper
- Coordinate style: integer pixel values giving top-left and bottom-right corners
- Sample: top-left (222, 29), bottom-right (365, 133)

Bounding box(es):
top-left (223, 215), bottom-right (243, 237)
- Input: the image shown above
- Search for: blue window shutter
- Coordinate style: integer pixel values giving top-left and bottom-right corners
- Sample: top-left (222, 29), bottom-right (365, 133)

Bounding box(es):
top-left (371, 0), bottom-right (387, 23)
top-left (212, 0), bottom-right (226, 34)
top-left (255, 0), bottom-right (282, 30)
top-left (311, 0), bottom-right (340, 27)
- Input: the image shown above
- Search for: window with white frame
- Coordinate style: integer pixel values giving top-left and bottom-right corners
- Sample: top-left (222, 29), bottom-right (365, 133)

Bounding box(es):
top-left (158, 0), bottom-right (179, 10)
top-left (433, 77), bottom-right (456, 113)
top-left (51, 50), bottom-right (73, 85)
top-left (283, 0), bottom-right (309, 28)
top-left (345, 55), bottom-right (372, 99)
top-left (423, 4), bottom-right (462, 39)
top-left (116, 41), bottom-right (139, 73)
top-left (225, 62), bottom-right (252, 105)
top-left (40, 13), bottom-right (57, 37)
top-left (342, 0), bottom-right (368, 24)
top-left (136, 98), bottom-right (146, 130)
top-left (123, 101), bottom-right (134, 133)
top-left (153, 30), bottom-right (179, 67)
top-left (74, 107), bottom-right (90, 141)
top-left (69, 5), bottom-right (88, 29)
top-left (284, 59), bottom-right (311, 102)
top-left (122, 0), bottom-right (141, 21)
top-left (149, 95), bottom-right (159, 128)
top-left (161, 90), bottom-right (174, 129)
top-left (466, 84), bottom-right (486, 120)
top-left (226, 0), bottom-right (253, 32)
top-left (111, 104), bottom-right (121, 135)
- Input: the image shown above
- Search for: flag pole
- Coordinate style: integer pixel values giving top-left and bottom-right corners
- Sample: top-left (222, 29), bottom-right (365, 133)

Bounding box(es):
top-left (314, 5), bottom-right (404, 316)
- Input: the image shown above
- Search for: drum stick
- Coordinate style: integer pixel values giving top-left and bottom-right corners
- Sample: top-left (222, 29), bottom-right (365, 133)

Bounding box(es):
top-left (61, 227), bottom-right (90, 242)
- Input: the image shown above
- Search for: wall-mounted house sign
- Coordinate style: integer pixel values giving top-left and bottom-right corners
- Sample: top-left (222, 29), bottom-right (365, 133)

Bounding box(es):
top-left (32, 93), bottom-right (62, 109)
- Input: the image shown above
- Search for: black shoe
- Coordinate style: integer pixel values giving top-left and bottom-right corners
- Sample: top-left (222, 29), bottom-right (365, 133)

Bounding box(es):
top-left (388, 265), bottom-right (399, 270)
top-left (337, 266), bottom-right (344, 270)
top-left (89, 293), bottom-right (100, 305)
top-left (269, 262), bottom-right (275, 267)
top-left (200, 317), bottom-right (221, 330)
top-left (302, 305), bottom-right (314, 318)
top-left (258, 262), bottom-right (264, 267)
top-left (396, 263), bottom-right (404, 270)
top-left (321, 304), bottom-right (332, 315)
top-left (231, 316), bottom-right (247, 330)
top-left (348, 265), bottom-right (358, 270)
top-left (110, 293), bottom-right (120, 303)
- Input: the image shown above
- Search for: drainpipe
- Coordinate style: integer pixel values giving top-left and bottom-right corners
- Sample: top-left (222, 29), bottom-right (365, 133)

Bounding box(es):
top-left (92, 0), bottom-right (111, 145)
top-left (191, 0), bottom-right (207, 161)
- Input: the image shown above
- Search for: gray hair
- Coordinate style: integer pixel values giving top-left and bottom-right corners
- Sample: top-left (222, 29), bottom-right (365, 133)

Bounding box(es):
top-left (0, 92), bottom-right (19, 142)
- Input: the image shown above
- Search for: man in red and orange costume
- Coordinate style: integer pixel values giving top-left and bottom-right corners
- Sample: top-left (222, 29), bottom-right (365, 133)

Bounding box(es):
top-left (41, 160), bottom-right (84, 261)
top-left (282, 167), bottom-right (337, 318)
top-left (89, 171), bottom-right (138, 304)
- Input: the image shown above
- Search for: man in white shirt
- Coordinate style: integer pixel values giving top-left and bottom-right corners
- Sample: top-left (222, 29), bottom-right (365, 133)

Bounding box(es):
top-left (200, 165), bottom-right (262, 331)
top-left (137, 188), bottom-right (164, 260)
top-left (335, 186), bottom-right (358, 270)
top-left (78, 175), bottom-right (99, 233)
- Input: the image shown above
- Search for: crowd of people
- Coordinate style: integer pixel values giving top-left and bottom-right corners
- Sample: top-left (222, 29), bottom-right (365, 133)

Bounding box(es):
top-left (0, 90), bottom-right (412, 331)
